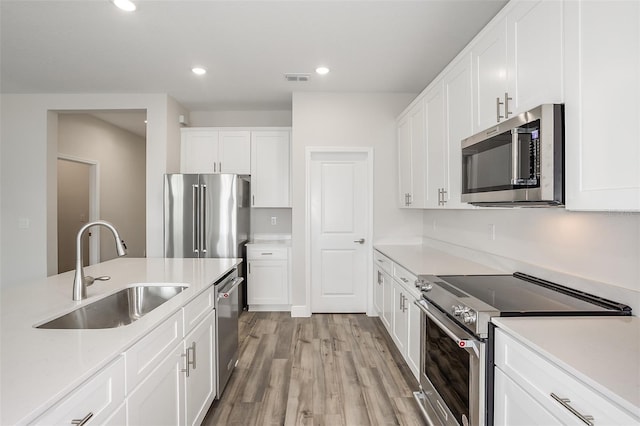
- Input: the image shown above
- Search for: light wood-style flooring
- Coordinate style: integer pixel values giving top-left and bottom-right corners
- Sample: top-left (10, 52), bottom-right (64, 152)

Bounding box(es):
top-left (202, 311), bottom-right (425, 425)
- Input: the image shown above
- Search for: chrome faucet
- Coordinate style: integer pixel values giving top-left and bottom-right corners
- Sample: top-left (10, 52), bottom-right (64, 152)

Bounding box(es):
top-left (72, 220), bottom-right (127, 301)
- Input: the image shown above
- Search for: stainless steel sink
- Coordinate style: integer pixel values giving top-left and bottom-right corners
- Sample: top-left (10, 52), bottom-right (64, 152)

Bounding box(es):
top-left (37, 285), bottom-right (187, 329)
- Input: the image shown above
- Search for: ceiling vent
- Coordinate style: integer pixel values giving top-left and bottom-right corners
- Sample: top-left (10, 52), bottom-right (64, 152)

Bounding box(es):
top-left (284, 73), bottom-right (310, 82)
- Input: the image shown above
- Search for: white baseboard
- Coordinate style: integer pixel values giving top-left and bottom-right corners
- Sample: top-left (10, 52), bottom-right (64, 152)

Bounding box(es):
top-left (290, 305), bottom-right (311, 317)
top-left (248, 304), bottom-right (291, 312)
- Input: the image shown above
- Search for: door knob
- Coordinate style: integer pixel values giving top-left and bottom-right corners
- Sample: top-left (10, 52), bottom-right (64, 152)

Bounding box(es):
top-left (354, 238), bottom-right (365, 244)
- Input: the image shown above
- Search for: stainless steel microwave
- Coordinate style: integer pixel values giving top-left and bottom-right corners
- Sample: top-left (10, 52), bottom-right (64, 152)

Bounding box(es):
top-left (461, 104), bottom-right (564, 206)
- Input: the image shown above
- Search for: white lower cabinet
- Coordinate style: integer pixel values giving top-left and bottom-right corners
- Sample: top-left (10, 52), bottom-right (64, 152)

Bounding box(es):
top-left (494, 328), bottom-right (639, 425)
top-left (373, 250), bottom-right (420, 380)
top-left (184, 310), bottom-right (216, 426)
top-left (247, 245), bottom-right (290, 310)
top-left (127, 345), bottom-right (186, 426)
top-left (30, 356), bottom-right (126, 426)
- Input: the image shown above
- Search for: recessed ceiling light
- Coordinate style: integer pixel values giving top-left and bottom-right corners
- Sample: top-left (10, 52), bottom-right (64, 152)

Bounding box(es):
top-left (315, 66), bottom-right (330, 75)
top-left (112, 0), bottom-right (136, 12)
top-left (192, 67), bottom-right (207, 76)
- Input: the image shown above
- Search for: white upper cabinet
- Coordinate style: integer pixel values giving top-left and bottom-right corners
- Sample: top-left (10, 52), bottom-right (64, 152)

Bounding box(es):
top-left (443, 53), bottom-right (474, 209)
top-left (181, 128), bottom-right (250, 175)
top-left (219, 131), bottom-right (251, 174)
top-left (564, 0), bottom-right (640, 211)
top-left (472, 0), bottom-right (563, 133)
top-left (251, 130), bottom-right (291, 207)
top-left (424, 79), bottom-right (447, 208)
top-left (397, 99), bottom-right (426, 208)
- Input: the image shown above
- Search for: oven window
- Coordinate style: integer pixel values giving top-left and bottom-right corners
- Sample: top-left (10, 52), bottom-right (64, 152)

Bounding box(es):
top-left (425, 317), bottom-right (470, 423)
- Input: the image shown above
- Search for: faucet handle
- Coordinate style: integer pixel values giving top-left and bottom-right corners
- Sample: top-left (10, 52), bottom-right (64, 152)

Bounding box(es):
top-left (83, 276), bottom-right (110, 287)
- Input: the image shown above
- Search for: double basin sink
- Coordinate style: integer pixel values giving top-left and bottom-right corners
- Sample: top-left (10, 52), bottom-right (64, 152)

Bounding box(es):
top-left (37, 285), bottom-right (187, 329)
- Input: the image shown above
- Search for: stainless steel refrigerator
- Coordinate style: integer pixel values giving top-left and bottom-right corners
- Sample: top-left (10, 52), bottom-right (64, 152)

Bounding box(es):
top-left (164, 173), bottom-right (250, 307)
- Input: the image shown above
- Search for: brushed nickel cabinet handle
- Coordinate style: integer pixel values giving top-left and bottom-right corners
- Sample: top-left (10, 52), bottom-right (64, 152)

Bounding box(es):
top-left (504, 92), bottom-right (512, 118)
top-left (550, 393), bottom-right (594, 425)
top-left (71, 412), bottom-right (94, 425)
top-left (496, 97), bottom-right (504, 122)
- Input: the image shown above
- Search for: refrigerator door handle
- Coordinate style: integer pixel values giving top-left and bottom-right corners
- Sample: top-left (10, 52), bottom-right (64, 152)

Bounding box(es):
top-left (192, 184), bottom-right (200, 254)
top-left (200, 184), bottom-right (207, 254)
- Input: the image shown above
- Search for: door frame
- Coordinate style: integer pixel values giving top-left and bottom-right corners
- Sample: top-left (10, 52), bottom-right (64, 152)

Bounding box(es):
top-left (305, 147), bottom-right (374, 316)
top-left (57, 154), bottom-right (101, 266)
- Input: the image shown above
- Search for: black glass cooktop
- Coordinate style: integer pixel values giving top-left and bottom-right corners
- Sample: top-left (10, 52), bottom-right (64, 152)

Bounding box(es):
top-left (436, 273), bottom-right (631, 316)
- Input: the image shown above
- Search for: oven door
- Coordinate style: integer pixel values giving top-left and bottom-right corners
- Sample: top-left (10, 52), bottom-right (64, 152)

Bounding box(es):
top-left (413, 298), bottom-right (485, 426)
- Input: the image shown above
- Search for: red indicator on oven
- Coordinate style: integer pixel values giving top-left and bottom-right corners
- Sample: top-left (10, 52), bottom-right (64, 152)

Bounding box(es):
top-left (459, 341), bottom-right (466, 348)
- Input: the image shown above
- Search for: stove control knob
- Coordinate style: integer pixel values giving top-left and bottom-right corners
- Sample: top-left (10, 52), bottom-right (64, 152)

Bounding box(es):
top-left (415, 279), bottom-right (433, 292)
top-left (462, 310), bottom-right (477, 325)
top-left (452, 305), bottom-right (467, 317)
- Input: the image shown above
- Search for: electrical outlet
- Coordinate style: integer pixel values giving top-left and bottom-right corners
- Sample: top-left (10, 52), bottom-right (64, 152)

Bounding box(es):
top-left (271, 216), bottom-right (277, 225)
top-left (488, 224), bottom-right (496, 241)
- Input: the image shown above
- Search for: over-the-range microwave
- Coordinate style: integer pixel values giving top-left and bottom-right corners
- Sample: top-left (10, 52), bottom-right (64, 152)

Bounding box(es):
top-left (461, 104), bottom-right (564, 206)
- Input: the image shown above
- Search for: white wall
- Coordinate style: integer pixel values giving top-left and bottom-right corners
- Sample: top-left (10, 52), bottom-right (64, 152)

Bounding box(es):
top-left (0, 93), bottom-right (187, 287)
top-left (58, 113), bottom-right (147, 261)
top-left (189, 110), bottom-right (292, 127)
top-left (423, 208), bottom-right (640, 300)
top-left (291, 92), bottom-right (422, 312)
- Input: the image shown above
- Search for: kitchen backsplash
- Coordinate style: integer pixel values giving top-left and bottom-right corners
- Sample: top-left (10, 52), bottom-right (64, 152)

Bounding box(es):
top-left (250, 208), bottom-right (292, 237)
top-left (422, 208), bottom-right (640, 307)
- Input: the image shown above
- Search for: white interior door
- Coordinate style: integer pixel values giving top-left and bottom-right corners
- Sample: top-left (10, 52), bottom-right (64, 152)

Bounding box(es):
top-left (310, 151), bottom-right (370, 313)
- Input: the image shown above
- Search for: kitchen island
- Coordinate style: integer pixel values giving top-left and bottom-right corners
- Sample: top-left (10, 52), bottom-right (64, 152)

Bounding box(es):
top-left (0, 257), bottom-right (241, 425)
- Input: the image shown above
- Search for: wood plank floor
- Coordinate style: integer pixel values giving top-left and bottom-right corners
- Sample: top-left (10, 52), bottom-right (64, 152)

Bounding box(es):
top-left (202, 312), bottom-right (425, 425)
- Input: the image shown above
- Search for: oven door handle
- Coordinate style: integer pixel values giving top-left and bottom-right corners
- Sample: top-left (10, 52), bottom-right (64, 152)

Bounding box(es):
top-left (414, 299), bottom-right (481, 358)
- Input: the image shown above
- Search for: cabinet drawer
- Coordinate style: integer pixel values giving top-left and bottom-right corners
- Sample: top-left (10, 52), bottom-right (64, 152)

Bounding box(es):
top-left (373, 251), bottom-right (393, 276)
top-left (495, 329), bottom-right (639, 425)
top-left (393, 262), bottom-right (417, 290)
top-left (125, 310), bottom-right (184, 394)
top-left (247, 247), bottom-right (288, 260)
top-left (31, 356), bottom-right (125, 425)
top-left (183, 286), bottom-right (214, 334)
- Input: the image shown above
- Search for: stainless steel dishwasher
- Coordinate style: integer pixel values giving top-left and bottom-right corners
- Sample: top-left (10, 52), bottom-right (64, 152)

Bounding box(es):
top-left (214, 269), bottom-right (243, 397)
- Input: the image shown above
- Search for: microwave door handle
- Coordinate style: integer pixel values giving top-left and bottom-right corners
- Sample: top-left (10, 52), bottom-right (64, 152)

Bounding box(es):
top-left (511, 129), bottom-right (520, 185)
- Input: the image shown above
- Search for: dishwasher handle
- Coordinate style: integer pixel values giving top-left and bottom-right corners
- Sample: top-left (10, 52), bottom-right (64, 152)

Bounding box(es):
top-left (218, 277), bottom-right (244, 300)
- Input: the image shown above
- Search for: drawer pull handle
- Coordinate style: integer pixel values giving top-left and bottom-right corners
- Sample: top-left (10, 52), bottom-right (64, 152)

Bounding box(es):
top-left (261, 252), bottom-right (273, 255)
top-left (71, 412), bottom-right (94, 425)
top-left (550, 393), bottom-right (594, 425)
top-left (400, 277), bottom-right (409, 283)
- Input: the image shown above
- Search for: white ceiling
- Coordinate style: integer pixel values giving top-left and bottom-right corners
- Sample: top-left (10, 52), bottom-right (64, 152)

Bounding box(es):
top-left (1, 0), bottom-right (507, 112)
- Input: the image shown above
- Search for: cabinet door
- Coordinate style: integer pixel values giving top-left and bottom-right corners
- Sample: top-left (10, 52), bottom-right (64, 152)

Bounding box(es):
top-left (406, 296), bottom-right (421, 380)
top-left (381, 270), bottom-right (393, 332)
top-left (443, 53), bottom-right (474, 209)
top-left (251, 131), bottom-right (291, 207)
top-left (494, 368), bottom-right (563, 426)
top-left (424, 80), bottom-right (446, 208)
top-left (472, 18), bottom-right (508, 133)
top-left (219, 131), bottom-right (251, 175)
top-left (408, 100), bottom-right (426, 208)
top-left (247, 260), bottom-right (289, 305)
top-left (31, 357), bottom-right (125, 426)
top-left (564, 0), bottom-right (640, 211)
top-left (506, 0), bottom-right (563, 114)
top-left (185, 310), bottom-right (216, 426)
top-left (181, 129), bottom-right (220, 174)
top-left (127, 345), bottom-right (186, 426)
top-left (391, 281), bottom-right (408, 356)
top-left (373, 266), bottom-right (384, 316)
top-left (397, 114), bottom-right (413, 207)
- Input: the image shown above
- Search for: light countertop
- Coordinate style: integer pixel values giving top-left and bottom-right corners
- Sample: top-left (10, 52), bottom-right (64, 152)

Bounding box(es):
top-left (492, 316), bottom-right (640, 417)
top-left (374, 243), bottom-right (502, 276)
top-left (0, 257), bottom-right (241, 425)
top-left (247, 239), bottom-right (291, 247)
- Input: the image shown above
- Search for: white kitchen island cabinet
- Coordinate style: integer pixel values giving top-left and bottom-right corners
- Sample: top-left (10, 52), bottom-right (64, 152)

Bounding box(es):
top-left (250, 130), bottom-right (291, 208)
top-left (0, 258), bottom-right (241, 425)
top-left (564, 0), bottom-right (640, 211)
